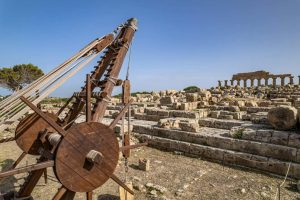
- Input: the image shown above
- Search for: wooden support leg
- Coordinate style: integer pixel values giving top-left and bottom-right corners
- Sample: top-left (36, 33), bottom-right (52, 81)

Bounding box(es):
top-left (17, 169), bottom-right (45, 198)
top-left (44, 168), bottom-right (48, 184)
top-left (86, 191), bottom-right (93, 200)
top-left (60, 190), bottom-right (76, 200)
top-left (52, 186), bottom-right (67, 200)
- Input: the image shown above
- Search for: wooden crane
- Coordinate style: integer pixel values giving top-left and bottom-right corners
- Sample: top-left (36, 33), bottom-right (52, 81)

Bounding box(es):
top-left (0, 18), bottom-right (146, 200)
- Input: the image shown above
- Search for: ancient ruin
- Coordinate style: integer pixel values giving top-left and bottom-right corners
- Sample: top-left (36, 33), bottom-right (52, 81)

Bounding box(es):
top-left (100, 70), bottom-right (300, 181)
top-left (218, 70), bottom-right (298, 88)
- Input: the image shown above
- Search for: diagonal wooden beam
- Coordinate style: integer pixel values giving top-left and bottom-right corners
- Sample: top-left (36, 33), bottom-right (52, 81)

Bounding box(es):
top-left (108, 98), bottom-right (133, 129)
top-left (110, 174), bottom-right (134, 195)
top-left (12, 152), bottom-right (26, 169)
top-left (20, 96), bottom-right (67, 137)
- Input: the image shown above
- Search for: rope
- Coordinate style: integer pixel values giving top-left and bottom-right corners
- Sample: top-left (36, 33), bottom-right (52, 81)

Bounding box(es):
top-left (126, 39), bottom-right (133, 80)
top-left (0, 137), bottom-right (15, 143)
top-left (273, 162), bottom-right (291, 200)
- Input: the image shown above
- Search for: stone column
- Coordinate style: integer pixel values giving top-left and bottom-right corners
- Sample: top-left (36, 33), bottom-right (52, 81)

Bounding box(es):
top-left (250, 79), bottom-right (254, 87)
top-left (243, 79), bottom-right (247, 88)
top-left (272, 77), bottom-right (276, 88)
top-left (289, 76), bottom-right (294, 85)
top-left (257, 79), bottom-right (261, 86)
top-left (298, 75), bottom-right (300, 85)
top-left (224, 80), bottom-right (228, 87)
top-left (237, 80), bottom-right (240, 86)
top-left (265, 78), bottom-right (268, 86)
top-left (230, 80), bottom-right (234, 86)
top-left (218, 80), bottom-right (222, 87)
top-left (280, 77), bottom-right (285, 86)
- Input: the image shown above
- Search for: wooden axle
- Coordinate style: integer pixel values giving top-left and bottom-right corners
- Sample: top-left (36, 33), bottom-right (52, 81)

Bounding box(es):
top-left (86, 150), bottom-right (104, 165)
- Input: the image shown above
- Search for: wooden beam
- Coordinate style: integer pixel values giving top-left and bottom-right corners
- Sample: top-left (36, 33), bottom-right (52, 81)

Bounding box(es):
top-left (12, 152), bottom-right (26, 169)
top-left (119, 143), bottom-right (148, 152)
top-left (86, 191), bottom-right (93, 200)
top-left (110, 174), bottom-right (134, 195)
top-left (52, 186), bottom-right (67, 200)
top-left (86, 74), bottom-right (91, 122)
top-left (20, 96), bottom-right (67, 137)
top-left (0, 160), bottom-right (54, 178)
top-left (108, 99), bottom-right (133, 129)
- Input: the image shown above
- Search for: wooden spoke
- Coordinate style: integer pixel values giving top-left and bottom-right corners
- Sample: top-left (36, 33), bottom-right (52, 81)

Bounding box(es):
top-left (108, 99), bottom-right (133, 129)
top-left (119, 143), bottom-right (148, 152)
top-left (12, 151), bottom-right (26, 169)
top-left (110, 174), bottom-right (134, 195)
top-left (0, 160), bottom-right (54, 178)
top-left (52, 186), bottom-right (67, 200)
top-left (20, 96), bottom-right (67, 136)
top-left (86, 191), bottom-right (93, 200)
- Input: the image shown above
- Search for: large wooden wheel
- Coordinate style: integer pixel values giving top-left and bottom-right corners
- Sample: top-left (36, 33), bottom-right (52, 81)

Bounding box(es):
top-left (55, 122), bottom-right (119, 192)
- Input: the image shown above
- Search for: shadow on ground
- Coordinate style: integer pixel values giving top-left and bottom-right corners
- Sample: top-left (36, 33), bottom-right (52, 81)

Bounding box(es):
top-left (0, 159), bottom-right (17, 193)
top-left (97, 194), bottom-right (120, 200)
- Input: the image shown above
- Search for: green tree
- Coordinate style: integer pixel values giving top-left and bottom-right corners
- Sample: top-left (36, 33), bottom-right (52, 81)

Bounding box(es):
top-left (0, 64), bottom-right (44, 92)
top-left (183, 85), bottom-right (199, 92)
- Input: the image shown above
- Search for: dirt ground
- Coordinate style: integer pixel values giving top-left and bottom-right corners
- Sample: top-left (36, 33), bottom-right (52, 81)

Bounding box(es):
top-left (0, 141), bottom-right (299, 200)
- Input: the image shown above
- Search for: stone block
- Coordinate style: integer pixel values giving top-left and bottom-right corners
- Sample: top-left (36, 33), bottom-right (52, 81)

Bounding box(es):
top-left (198, 118), bottom-right (215, 128)
top-left (186, 93), bottom-right (198, 102)
top-left (255, 129), bottom-right (272, 142)
top-left (268, 105), bottom-right (298, 130)
top-left (160, 96), bottom-right (175, 105)
top-left (157, 110), bottom-right (169, 117)
top-left (245, 101), bottom-right (258, 107)
top-left (210, 111), bottom-right (220, 118)
top-left (270, 131), bottom-right (289, 145)
top-left (288, 133), bottom-right (300, 148)
top-left (198, 109), bottom-right (209, 118)
top-left (250, 112), bottom-right (269, 124)
top-left (189, 143), bottom-right (206, 156)
top-left (228, 106), bottom-right (240, 112)
top-left (179, 121), bottom-right (199, 132)
top-left (233, 111), bottom-right (247, 120)
top-left (218, 114), bottom-right (234, 120)
top-left (139, 158), bottom-right (150, 171)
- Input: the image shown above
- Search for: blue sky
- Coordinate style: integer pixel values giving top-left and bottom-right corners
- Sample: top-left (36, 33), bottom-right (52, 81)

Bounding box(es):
top-left (0, 0), bottom-right (300, 97)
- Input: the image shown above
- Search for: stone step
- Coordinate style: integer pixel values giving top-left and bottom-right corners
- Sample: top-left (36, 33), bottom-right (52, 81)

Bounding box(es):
top-left (135, 133), bottom-right (300, 179)
top-left (132, 125), bottom-right (300, 164)
top-left (198, 118), bottom-right (251, 130)
top-left (229, 126), bottom-right (300, 149)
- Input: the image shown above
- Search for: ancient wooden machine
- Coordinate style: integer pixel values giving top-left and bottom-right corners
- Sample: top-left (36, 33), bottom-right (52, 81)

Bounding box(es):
top-left (0, 18), bottom-right (146, 199)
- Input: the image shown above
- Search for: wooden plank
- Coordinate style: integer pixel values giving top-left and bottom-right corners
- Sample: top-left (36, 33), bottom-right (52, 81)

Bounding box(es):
top-left (119, 182), bottom-right (134, 200)
top-left (0, 160), bottom-right (54, 178)
top-left (108, 99), bottom-right (133, 129)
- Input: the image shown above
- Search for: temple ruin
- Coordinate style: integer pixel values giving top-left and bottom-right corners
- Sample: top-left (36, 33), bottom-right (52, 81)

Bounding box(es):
top-left (218, 70), bottom-right (300, 88)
